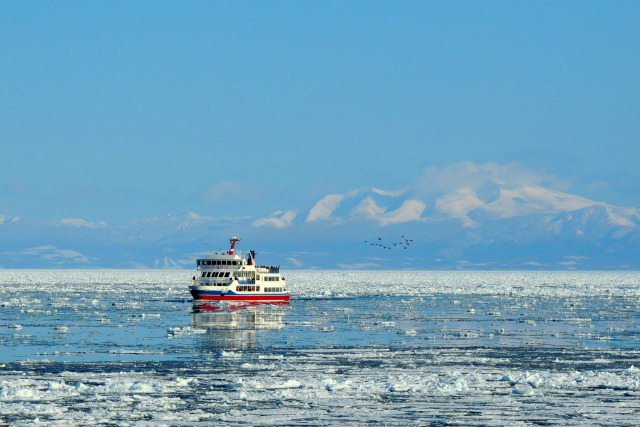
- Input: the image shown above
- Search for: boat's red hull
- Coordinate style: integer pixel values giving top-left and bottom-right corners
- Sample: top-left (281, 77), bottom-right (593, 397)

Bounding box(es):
top-left (190, 292), bottom-right (290, 302)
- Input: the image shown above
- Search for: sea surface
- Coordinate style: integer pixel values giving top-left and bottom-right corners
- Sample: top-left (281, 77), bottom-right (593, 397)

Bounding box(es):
top-left (1, 270), bottom-right (639, 425)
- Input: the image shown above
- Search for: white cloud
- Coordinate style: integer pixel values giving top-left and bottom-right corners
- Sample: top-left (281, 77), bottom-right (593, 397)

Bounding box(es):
top-left (412, 161), bottom-right (570, 199)
top-left (406, 162), bottom-right (607, 226)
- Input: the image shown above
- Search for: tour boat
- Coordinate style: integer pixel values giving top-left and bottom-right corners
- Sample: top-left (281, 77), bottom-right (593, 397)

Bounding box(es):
top-left (189, 237), bottom-right (290, 302)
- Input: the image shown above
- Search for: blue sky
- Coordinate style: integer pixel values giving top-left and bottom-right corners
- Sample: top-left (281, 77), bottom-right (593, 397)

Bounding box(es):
top-left (1, 1), bottom-right (639, 223)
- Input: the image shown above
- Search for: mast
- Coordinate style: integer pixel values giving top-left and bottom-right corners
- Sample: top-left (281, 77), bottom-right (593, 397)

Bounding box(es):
top-left (228, 236), bottom-right (241, 255)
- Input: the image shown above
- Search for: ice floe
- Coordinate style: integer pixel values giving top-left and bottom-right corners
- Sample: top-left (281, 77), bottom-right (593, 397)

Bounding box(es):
top-left (0, 269), bottom-right (639, 424)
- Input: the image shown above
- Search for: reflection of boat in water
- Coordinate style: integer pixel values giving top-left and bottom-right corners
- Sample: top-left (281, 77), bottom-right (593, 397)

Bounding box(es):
top-left (192, 301), bottom-right (289, 350)
top-left (189, 237), bottom-right (290, 302)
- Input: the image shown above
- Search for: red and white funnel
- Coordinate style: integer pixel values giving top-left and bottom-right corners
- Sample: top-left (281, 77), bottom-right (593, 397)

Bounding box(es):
top-left (228, 236), bottom-right (241, 255)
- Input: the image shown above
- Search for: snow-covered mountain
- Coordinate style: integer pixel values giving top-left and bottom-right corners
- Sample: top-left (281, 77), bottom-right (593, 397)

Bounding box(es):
top-left (285, 184), bottom-right (622, 228)
top-left (1, 176), bottom-right (638, 270)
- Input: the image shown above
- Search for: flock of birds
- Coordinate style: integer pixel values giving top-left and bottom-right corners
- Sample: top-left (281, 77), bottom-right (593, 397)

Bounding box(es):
top-left (364, 235), bottom-right (414, 250)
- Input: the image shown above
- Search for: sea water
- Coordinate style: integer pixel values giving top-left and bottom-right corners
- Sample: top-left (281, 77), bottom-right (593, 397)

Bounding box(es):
top-left (1, 270), bottom-right (639, 425)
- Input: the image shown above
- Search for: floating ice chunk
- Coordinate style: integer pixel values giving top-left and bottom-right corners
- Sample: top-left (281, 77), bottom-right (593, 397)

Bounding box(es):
top-left (167, 326), bottom-right (206, 337)
top-left (323, 378), bottom-right (352, 391)
top-left (454, 379), bottom-right (469, 393)
top-left (215, 350), bottom-right (242, 358)
top-left (103, 380), bottom-right (160, 393)
top-left (142, 313), bottom-right (161, 318)
top-left (225, 379), bottom-right (246, 390)
top-left (174, 377), bottom-right (198, 387)
top-left (388, 383), bottom-right (411, 392)
top-left (454, 331), bottom-right (481, 338)
top-left (512, 386), bottom-right (535, 396)
top-left (8, 324), bottom-right (22, 329)
top-left (376, 321), bottom-right (395, 327)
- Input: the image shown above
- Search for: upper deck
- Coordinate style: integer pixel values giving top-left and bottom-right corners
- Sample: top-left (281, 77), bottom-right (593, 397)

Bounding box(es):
top-left (195, 237), bottom-right (281, 274)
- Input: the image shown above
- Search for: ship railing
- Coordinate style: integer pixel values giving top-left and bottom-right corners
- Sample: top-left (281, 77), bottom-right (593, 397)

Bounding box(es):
top-left (257, 266), bottom-right (280, 273)
top-left (199, 265), bottom-right (243, 270)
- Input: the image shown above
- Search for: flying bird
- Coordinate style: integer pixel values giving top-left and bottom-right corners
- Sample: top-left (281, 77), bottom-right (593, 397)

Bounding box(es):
top-left (364, 235), bottom-right (414, 251)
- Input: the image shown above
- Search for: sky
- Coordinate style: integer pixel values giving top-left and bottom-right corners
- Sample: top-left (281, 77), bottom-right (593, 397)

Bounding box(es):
top-left (1, 1), bottom-right (639, 223)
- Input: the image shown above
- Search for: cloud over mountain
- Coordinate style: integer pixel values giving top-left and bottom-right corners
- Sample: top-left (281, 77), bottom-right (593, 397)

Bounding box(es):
top-left (254, 162), bottom-right (623, 230)
top-left (1, 162), bottom-right (637, 270)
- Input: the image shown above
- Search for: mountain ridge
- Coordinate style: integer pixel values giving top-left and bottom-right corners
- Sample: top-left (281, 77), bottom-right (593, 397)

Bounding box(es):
top-left (1, 181), bottom-right (638, 270)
